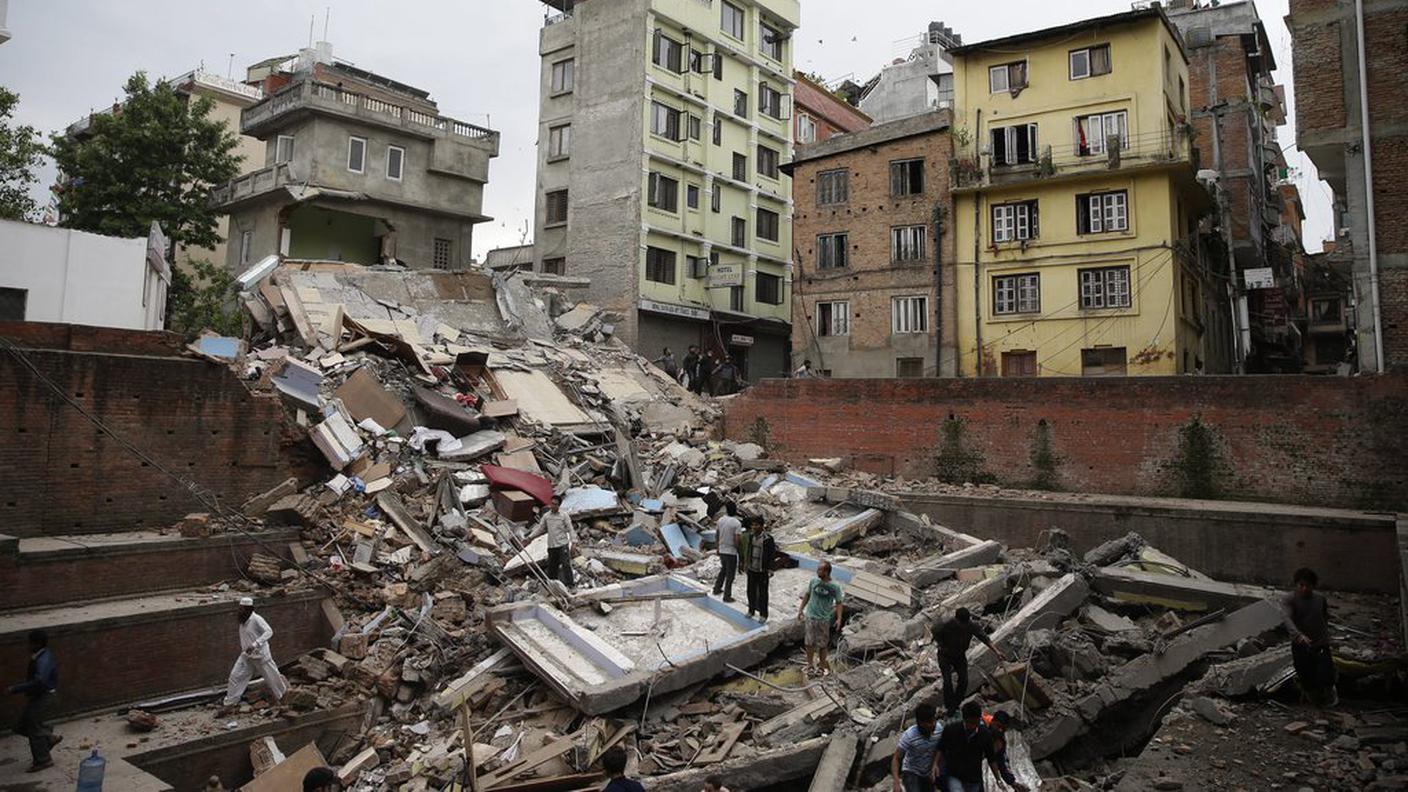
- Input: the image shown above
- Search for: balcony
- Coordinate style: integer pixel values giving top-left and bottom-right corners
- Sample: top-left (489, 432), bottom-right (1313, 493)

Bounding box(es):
top-left (210, 163), bottom-right (296, 210)
top-left (241, 80), bottom-right (499, 153)
top-left (950, 128), bottom-right (1194, 191)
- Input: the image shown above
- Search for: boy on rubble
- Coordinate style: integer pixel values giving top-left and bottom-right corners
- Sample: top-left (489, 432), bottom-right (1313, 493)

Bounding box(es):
top-left (1283, 567), bottom-right (1337, 706)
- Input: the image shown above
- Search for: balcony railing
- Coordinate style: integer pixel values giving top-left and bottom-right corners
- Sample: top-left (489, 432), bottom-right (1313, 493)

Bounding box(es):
top-left (210, 162), bottom-right (294, 207)
top-left (951, 128), bottom-right (1193, 189)
top-left (242, 80), bottom-right (498, 145)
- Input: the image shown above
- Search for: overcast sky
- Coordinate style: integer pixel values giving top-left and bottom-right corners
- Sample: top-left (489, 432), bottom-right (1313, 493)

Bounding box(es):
top-left (1, 0), bottom-right (1332, 257)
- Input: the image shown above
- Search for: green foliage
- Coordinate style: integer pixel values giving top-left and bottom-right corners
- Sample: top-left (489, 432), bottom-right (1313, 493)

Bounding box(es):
top-left (1170, 416), bottom-right (1227, 500)
top-left (0, 87), bottom-right (45, 221)
top-left (50, 72), bottom-right (241, 249)
top-left (1030, 419), bottom-right (1062, 491)
top-left (746, 416), bottom-right (772, 451)
top-left (165, 259), bottom-right (243, 339)
top-left (934, 414), bottom-right (993, 484)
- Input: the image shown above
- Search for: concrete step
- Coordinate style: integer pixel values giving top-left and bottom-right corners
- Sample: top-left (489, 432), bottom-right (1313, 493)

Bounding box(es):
top-left (0, 528), bottom-right (298, 611)
top-left (0, 587), bottom-right (334, 724)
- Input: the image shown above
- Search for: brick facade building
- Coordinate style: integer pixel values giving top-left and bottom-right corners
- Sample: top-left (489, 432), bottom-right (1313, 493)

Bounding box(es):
top-left (793, 72), bottom-right (871, 145)
top-left (1287, 0), bottom-right (1408, 372)
top-left (788, 110), bottom-right (956, 377)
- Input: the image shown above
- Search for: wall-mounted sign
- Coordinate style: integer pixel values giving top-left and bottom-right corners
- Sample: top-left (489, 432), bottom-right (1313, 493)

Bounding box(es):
top-left (638, 298), bottom-right (711, 322)
top-left (730, 334), bottom-right (754, 347)
top-left (1243, 267), bottom-right (1275, 290)
top-left (708, 261), bottom-right (744, 288)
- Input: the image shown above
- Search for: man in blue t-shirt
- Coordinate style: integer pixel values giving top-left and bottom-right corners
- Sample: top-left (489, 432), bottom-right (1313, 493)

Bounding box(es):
top-left (891, 703), bottom-right (942, 792)
top-left (600, 747), bottom-right (644, 792)
top-left (797, 561), bottom-right (844, 674)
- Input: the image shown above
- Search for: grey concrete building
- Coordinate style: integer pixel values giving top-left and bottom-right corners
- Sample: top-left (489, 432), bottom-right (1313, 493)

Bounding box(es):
top-left (857, 22), bottom-right (961, 125)
top-left (0, 0), bottom-right (11, 45)
top-left (212, 44), bottom-right (499, 273)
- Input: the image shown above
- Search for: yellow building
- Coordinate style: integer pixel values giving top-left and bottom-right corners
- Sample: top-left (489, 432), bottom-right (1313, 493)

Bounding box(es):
top-left (949, 8), bottom-right (1233, 377)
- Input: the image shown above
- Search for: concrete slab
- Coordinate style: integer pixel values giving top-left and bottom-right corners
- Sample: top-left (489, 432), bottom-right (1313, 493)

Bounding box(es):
top-left (900, 540), bottom-right (1003, 587)
top-left (1193, 645), bottom-right (1295, 697)
top-left (965, 573), bottom-right (1090, 694)
top-left (807, 730), bottom-right (860, 792)
top-left (645, 736), bottom-right (830, 792)
top-left (1093, 566), bottom-right (1279, 612)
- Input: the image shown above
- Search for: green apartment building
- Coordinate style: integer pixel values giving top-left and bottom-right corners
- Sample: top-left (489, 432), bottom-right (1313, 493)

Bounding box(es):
top-left (533, 0), bottom-right (799, 379)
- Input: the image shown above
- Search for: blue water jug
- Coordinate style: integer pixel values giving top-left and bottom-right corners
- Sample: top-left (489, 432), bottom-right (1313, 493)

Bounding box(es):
top-left (76, 748), bottom-right (106, 791)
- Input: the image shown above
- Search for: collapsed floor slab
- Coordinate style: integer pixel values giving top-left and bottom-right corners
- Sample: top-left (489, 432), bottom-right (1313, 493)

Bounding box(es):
top-left (645, 735), bottom-right (832, 792)
top-left (1093, 566), bottom-right (1280, 612)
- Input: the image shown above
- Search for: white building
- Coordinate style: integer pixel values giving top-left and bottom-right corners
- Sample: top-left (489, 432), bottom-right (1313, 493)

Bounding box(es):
top-left (0, 220), bottom-right (171, 330)
top-left (0, 0), bottom-right (11, 45)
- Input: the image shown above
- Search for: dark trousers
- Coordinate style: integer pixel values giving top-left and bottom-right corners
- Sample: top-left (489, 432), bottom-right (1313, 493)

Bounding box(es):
top-left (714, 554), bottom-right (737, 599)
top-left (17, 693), bottom-right (54, 765)
top-left (901, 771), bottom-right (936, 792)
top-left (938, 654), bottom-right (969, 715)
top-left (545, 545), bottom-right (574, 588)
top-left (1292, 642), bottom-right (1335, 701)
top-left (746, 570), bottom-right (770, 619)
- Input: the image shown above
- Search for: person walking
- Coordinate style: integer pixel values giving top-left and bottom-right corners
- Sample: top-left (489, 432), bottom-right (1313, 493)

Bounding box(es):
top-left (535, 494), bottom-right (576, 590)
top-left (932, 608), bottom-right (1006, 716)
top-left (712, 505), bottom-right (741, 602)
top-left (935, 701), bottom-right (1012, 792)
top-left (219, 598), bottom-right (288, 715)
top-left (798, 561), bottom-right (844, 675)
top-left (654, 347), bottom-right (679, 380)
top-left (740, 516), bottom-right (777, 621)
top-left (891, 703), bottom-right (942, 792)
top-left (1283, 567), bottom-right (1336, 706)
top-left (8, 630), bottom-right (60, 772)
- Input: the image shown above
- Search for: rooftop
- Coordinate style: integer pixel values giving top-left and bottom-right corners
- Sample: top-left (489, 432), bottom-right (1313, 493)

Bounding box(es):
top-left (948, 6), bottom-right (1185, 58)
top-left (789, 108), bottom-right (950, 167)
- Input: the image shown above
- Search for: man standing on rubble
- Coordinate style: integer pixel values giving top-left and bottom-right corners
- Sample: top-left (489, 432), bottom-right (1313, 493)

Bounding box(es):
top-left (8, 630), bottom-right (60, 772)
top-left (936, 700), bottom-right (1015, 792)
top-left (932, 608), bottom-right (1007, 716)
top-left (713, 504), bottom-right (741, 602)
top-left (536, 494), bottom-right (576, 590)
top-left (1283, 567), bottom-right (1336, 706)
top-left (892, 703), bottom-right (942, 792)
top-left (654, 347), bottom-right (679, 380)
top-left (798, 561), bottom-right (844, 674)
top-left (712, 356), bottom-right (741, 396)
top-left (219, 597), bottom-right (288, 715)
top-left (740, 515), bottom-right (776, 621)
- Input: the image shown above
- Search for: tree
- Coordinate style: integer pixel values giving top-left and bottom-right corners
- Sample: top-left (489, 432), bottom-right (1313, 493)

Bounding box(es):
top-left (166, 258), bottom-right (244, 338)
top-left (0, 87), bottom-right (45, 221)
top-left (50, 72), bottom-right (240, 249)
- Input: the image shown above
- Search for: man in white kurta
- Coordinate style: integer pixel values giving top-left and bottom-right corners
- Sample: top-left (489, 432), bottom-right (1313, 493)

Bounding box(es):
top-left (222, 597), bottom-right (288, 709)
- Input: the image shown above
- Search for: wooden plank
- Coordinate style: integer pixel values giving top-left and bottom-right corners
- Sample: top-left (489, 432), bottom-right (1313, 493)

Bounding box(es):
top-left (756, 698), bottom-right (834, 740)
top-left (377, 491), bottom-right (437, 555)
top-left (483, 399), bottom-right (520, 419)
top-left (433, 647), bottom-right (514, 712)
top-left (243, 743), bottom-right (328, 792)
top-left (695, 722), bottom-right (746, 765)
top-left (278, 283), bottom-right (320, 348)
top-left (478, 734), bottom-right (576, 789)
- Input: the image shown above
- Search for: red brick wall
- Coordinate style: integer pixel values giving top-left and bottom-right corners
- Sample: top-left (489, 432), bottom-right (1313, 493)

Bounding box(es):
top-left (721, 375), bottom-right (1408, 510)
top-left (0, 324), bottom-right (306, 537)
top-left (1289, 2), bottom-right (1346, 132)
top-left (794, 76), bottom-right (871, 143)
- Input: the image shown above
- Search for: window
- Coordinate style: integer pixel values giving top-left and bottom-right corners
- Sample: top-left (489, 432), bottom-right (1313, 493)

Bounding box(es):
top-left (732, 152), bottom-right (747, 181)
top-left (722, 1), bottom-right (745, 40)
top-left (1079, 266), bottom-right (1132, 309)
top-left (689, 49), bottom-right (704, 74)
top-left (992, 201), bottom-right (1039, 243)
top-left (730, 285), bottom-right (744, 311)
top-left (731, 216), bottom-right (746, 247)
top-left (756, 272), bottom-right (782, 304)
top-left (239, 230), bottom-right (254, 266)
top-left (712, 118), bottom-right (722, 146)
top-left (433, 238), bottom-right (453, 269)
top-left (1312, 298), bottom-right (1342, 323)
top-left (1069, 44), bottom-right (1111, 80)
top-left (386, 145), bottom-right (405, 181)
top-left (757, 145), bottom-right (779, 179)
top-left (652, 30), bottom-right (684, 73)
top-left (757, 207), bottom-right (779, 241)
top-left (686, 184), bottom-right (700, 210)
top-left (991, 124), bottom-right (1038, 165)
top-left (713, 50), bottom-right (724, 81)
top-left (1075, 111), bottom-right (1128, 156)
top-left (734, 89), bottom-right (749, 118)
top-left (817, 233), bottom-right (848, 269)
top-left (890, 159), bottom-right (924, 196)
top-left (1178, 76), bottom-right (1186, 112)
top-left (542, 257), bottom-right (565, 275)
top-left (275, 135), bottom-right (294, 165)
top-left (686, 255), bottom-right (707, 279)
top-left (892, 296), bottom-right (929, 334)
top-left (648, 172), bottom-right (679, 212)
top-left (817, 170), bottom-right (848, 205)
top-left (1081, 347), bottom-right (1128, 377)
top-left (688, 115), bottom-right (702, 141)
top-left (761, 22), bottom-right (784, 61)
top-left (548, 125), bottom-right (571, 159)
top-left (651, 101), bottom-right (682, 140)
top-left (347, 136), bottom-right (366, 173)
top-left (645, 247), bottom-right (677, 284)
top-left (989, 61), bottom-right (1028, 93)
top-left (892, 226), bottom-right (926, 262)
top-left (993, 273), bottom-right (1041, 315)
top-left (1002, 351), bottom-right (1037, 377)
top-left (1076, 191), bottom-right (1129, 234)
top-left (551, 59), bottom-right (575, 94)
top-left (546, 189), bottom-right (569, 226)
top-left (711, 185), bottom-right (722, 213)
top-left (759, 83), bottom-right (783, 120)
top-left (896, 358), bottom-right (925, 378)
top-left (817, 301), bottom-right (849, 336)
top-left (0, 287), bottom-right (27, 321)
top-left (798, 114), bottom-right (817, 143)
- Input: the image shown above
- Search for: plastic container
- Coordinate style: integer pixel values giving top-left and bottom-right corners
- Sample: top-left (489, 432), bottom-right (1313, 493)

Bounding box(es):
top-left (76, 748), bottom-right (106, 791)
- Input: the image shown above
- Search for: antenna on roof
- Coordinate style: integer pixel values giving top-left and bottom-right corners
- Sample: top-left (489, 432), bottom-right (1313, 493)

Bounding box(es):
top-left (323, 6), bottom-right (331, 42)
top-left (227, 53), bottom-right (235, 79)
top-left (308, 15), bottom-right (314, 47)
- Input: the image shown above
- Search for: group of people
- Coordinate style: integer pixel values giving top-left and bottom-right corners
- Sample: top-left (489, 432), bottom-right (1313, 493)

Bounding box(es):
top-left (653, 346), bottom-right (744, 396)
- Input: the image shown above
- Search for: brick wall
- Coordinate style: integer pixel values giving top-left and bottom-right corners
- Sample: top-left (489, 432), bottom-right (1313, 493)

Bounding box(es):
top-left (0, 323), bottom-right (307, 537)
top-left (721, 375), bottom-right (1408, 510)
top-left (1289, 3), bottom-right (1346, 132)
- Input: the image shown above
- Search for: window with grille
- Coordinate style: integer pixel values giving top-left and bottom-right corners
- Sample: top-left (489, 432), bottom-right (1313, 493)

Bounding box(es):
top-left (896, 358), bottom-right (925, 378)
top-left (542, 257), bottom-right (565, 275)
top-left (652, 30), bottom-right (684, 73)
top-left (1079, 266), bottom-right (1132, 309)
top-left (817, 233), bottom-right (848, 269)
top-left (761, 22), bottom-right (784, 61)
top-left (991, 201), bottom-right (1038, 243)
top-left (993, 273), bottom-right (1041, 315)
top-left (817, 170), bottom-right (848, 205)
top-left (647, 172), bottom-right (679, 212)
top-left (686, 184), bottom-right (700, 210)
top-left (433, 238), bottom-right (453, 268)
top-left (551, 59), bottom-right (575, 94)
top-left (688, 115), bottom-right (702, 141)
top-left (548, 125), bottom-right (571, 159)
top-left (757, 208), bottom-right (779, 242)
top-left (733, 152), bottom-right (747, 181)
top-left (731, 217), bottom-right (746, 247)
top-left (1074, 111), bottom-right (1128, 155)
top-left (645, 247), bottom-right (677, 284)
top-left (1081, 347), bottom-right (1127, 376)
top-left (756, 272), bottom-right (782, 304)
top-left (989, 61), bottom-right (1028, 93)
top-left (239, 230), bottom-right (254, 266)
top-left (757, 145), bottom-right (779, 179)
top-left (891, 225), bottom-right (926, 262)
top-left (546, 189), bottom-right (569, 226)
top-left (798, 114), bottom-right (817, 143)
top-left (990, 124), bottom-right (1038, 165)
top-left (711, 185), bottom-right (721, 213)
top-left (817, 301), bottom-right (849, 336)
top-left (890, 159), bottom-right (924, 196)
top-left (759, 83), bottom-right (784, 119)
top-left (892, 296), bottom-right (929, 334)
top-left (712, 118), bottom-right (722, 146)
top-left (722, 2), bottom-right (745, 39)
top-left (734, 89), bottom-right (749, 118)
top-left (651, 101), bottom-right (682, 140)
top-left (1069, 45), bottom-right (1111, 80)
top-left (1076, 191), bottom-right (1129, 234)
